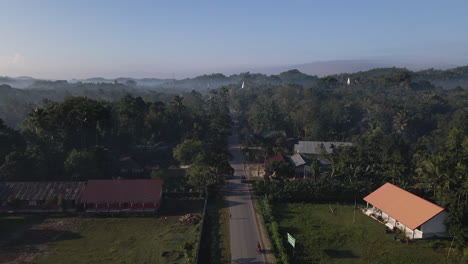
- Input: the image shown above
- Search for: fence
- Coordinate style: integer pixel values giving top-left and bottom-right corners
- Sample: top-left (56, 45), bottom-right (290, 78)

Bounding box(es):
top-left (194, 192), bottom-right (208, 264)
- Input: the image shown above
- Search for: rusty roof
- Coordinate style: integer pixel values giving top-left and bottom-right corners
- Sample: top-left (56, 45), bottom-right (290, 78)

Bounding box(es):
top-left (363, 183), bottom-right (445, 230)
top-left (265, 154), bottom-right (286, 165)
top-left (79, 179), bottom-right (163, 203)
top-left (0, 182), bottom-right (85, 201)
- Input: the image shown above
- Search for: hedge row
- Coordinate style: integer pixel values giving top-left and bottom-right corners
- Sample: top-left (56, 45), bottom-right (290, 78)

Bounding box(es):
top-left (258, 198), bottom-right (290, 264)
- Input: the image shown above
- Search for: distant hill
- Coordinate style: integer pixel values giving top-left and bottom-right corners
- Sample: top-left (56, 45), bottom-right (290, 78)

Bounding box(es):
top-left (1, 65), bottom-right (467, 92)
top-left (258, 59), bottom-right (459, 77)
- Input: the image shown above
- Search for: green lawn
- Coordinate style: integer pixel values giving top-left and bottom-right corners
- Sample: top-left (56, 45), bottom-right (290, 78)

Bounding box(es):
top-left (274, 203), bottom-right (464, 264)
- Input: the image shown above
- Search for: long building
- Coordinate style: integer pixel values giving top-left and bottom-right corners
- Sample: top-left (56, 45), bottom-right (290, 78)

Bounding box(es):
top-left (79, 179), bottom-right (163, 214)
top-left (0, 181), bottom-right (85, 213)
top-left (363, 183), bottom-right (449, 239)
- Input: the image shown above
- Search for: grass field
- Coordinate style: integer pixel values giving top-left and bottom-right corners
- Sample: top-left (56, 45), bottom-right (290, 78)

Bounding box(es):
top-left (37, 217), bottom-right (198, 264)
top-left (0, 199), bottom-right (203, 264)
top-left (274, 203), bottom-right (464, 264)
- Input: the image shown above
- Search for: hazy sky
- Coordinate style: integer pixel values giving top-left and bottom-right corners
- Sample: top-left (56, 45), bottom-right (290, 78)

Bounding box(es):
top-left (1, 0), bottom-right (467, 79)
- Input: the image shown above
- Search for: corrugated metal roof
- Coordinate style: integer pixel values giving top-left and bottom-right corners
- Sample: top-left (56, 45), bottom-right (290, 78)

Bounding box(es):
top-left (363, 183), bottom-right (445, 230)
top-left (289, 154), bottom-right (309, 167)
top-left (294, 141), bottom-right (353, 154)
top-left (79, 179), bottom-right (163, 203)
top-left (0, 182), bottom-right (85, 201)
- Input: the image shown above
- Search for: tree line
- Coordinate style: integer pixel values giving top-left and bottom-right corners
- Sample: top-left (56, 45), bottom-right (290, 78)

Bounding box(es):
top-left (0, 88), bottom-right (232, 185)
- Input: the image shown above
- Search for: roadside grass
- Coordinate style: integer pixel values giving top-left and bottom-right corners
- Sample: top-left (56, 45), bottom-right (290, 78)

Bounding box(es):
top-left (274, 203), bottom-right (464, 264)
top-left (198, 197), bottom-right (230, 264)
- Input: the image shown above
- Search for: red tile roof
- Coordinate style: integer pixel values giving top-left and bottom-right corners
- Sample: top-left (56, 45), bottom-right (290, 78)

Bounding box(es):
top-left (79, 179), bottom-right (163, 203)
top-left (364, 183), bottom-right (445, 230)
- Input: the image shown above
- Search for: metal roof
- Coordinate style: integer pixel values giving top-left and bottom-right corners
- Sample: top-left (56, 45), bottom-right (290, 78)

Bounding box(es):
top-left (79, 179), bottom-right (163, 203)
top-left (294, 141), bottom-right (353, 154)
top-left (363, 183), bottom-right (445, 230)
top-left (288, 154), bottom-right (311, 167)
top-left (0, 182), bottom-right (85, 201)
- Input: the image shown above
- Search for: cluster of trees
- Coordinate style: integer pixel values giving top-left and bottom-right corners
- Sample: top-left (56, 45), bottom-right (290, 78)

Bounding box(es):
top-left (171, 89), bottom-right (234, 192)
top-left (235, 68), bottom-right (467, 250)
top-left (0, 88), bottom-right (231, 183)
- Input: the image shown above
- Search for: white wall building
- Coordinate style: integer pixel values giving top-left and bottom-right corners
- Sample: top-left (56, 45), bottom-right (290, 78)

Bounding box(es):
top-left (363, 182), bottom-right (449, 239)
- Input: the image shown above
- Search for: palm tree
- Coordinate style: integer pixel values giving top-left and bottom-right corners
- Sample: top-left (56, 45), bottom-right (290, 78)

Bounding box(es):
top-left (392, 109), bottom-right (409, 135)
top-left (24, 108), bottom-right (47, 134)
top-left (170, 95), bottom-right (185, 114)
top-left (415, 155), bottom-right (446, 198)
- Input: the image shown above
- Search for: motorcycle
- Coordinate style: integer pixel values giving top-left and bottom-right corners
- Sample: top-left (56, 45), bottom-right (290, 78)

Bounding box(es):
top-left (256, 242), bottom-right (262, 254)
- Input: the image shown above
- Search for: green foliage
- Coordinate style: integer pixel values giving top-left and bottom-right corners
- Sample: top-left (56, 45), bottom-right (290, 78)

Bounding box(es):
top-left (173, 139), bottom-right (203, 165)
top-left (258, 198), bottom-right (289, 264)
top-left (187, 150), bottom-right (233, 191)
top-left (265, 160), bottom-right (292, 179)
top-left (64, 147), bottom-right (108, 180)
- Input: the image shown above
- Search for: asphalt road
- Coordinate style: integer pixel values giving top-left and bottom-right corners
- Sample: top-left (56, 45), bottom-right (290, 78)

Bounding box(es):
top-left (227, 125), bottom-right (266, 264)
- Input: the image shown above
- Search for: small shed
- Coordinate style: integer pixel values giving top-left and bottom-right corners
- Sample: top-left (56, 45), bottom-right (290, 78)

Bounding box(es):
top-left (79, 179), bottom-right (163, 214)
top-left (288, 154), bottom-right (312, 178)
top-left (363, 183), bottom-right (449, 239)
top-left (0, 182), bottom-right (85, 212)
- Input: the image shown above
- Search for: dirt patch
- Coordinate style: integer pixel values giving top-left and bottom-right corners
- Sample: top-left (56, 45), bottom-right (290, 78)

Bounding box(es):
top-left (0, 218), bottom-right (82, 264)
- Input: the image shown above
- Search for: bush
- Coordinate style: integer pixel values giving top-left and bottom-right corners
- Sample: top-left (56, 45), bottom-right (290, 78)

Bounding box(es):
top-left (258, 198), bottom-right (289, 264)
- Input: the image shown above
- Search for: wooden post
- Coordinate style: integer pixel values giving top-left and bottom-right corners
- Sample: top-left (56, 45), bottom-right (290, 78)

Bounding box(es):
top-left (353, 197), bottom-right (357, 224)
top-left (447, 237), bottom-right (455, 258)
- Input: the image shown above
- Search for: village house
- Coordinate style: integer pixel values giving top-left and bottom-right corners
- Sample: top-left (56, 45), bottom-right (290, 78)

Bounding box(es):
top-left (0, 182), bottom-right (85, 213)
top-left (294, 141), bottom-right (353, 155)
top-left (363, 182), bottom-right (449, 239)
top-left (79, 179), bottom-right (163, 214)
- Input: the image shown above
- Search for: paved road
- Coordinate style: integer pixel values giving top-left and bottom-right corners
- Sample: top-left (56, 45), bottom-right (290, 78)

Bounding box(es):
top-left (227, 125), bottom-right (266, 264)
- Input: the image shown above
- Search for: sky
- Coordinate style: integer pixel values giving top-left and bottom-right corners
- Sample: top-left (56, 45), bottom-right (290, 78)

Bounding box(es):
top-left (1, 0), bottom-right (467, 79)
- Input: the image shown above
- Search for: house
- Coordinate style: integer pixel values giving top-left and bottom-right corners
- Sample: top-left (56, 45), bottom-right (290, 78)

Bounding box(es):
top-left (288, 154), bottom-right (312, 178)
top-left (294, 141), bottom-right (353, 155)
top-left (363, 183), bottom-right (449, 239)
top-left (119, 156), bottom-right (144, 175)
top-left (79, 179), bottom-right (163, 214)
top-left (0, 182), bottom-right (85, 213)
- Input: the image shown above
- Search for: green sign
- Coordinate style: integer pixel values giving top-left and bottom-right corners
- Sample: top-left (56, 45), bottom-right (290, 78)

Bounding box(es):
top-left (287, 233), bottom-right (296, 248)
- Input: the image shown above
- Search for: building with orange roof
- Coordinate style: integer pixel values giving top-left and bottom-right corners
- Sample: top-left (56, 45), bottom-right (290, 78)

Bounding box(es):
top-left (363, 182), bottom-right (449, 239)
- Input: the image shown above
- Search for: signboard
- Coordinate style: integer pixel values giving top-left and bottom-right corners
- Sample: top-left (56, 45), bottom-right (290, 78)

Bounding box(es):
top-left (287, 233), bottom-right (296, 248)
